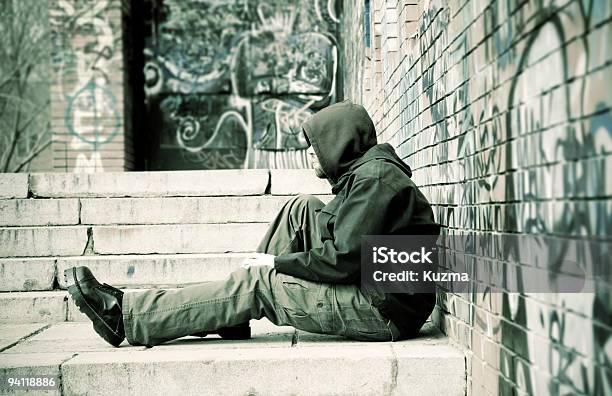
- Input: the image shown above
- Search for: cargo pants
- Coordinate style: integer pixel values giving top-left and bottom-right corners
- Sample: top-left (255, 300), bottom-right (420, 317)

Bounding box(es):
top-left (122, 195), bottom-right (401, 346)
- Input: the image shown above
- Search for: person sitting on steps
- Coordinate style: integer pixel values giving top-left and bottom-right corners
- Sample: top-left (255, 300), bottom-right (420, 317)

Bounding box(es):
top-left (65, 99), bottom-right (439, 347)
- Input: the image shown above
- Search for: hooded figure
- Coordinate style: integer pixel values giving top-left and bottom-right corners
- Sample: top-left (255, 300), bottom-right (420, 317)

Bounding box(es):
top-left (273, 99), bottom-right (439, 337)
top-left (65, 99), bottom-right (439, 350)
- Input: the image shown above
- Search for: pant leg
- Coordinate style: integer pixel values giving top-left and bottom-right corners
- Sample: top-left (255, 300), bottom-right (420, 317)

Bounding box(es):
top-left (254, 194), bottom-right (399, 340)
top-left (256, 194), bottom-right (325, 255)
top-left (122, 264), bottom-right (328, 346)
top-left (122, 264), bottom-right (395, 346)
top-left (122, 194), bottom-right (397, 346)
top-left (274, 272), bottom-right (396, 342)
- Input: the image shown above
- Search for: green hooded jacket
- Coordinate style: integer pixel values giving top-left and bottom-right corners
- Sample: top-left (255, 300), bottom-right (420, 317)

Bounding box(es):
top-left (273, 99), bottom-right (438, 337)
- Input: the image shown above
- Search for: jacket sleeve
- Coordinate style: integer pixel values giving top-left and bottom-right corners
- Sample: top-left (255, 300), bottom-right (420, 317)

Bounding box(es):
top-left (273, 176), bottom-right (404, 283)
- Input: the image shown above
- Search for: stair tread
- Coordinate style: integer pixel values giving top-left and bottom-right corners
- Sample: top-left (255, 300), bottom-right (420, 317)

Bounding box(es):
top-left (28, 169), bottom-right (271, 197)
top-left (21, 169), bottom-right (333, 198)
top-left (0, 321), bottom-right (465, 395)
top-left (0, 252), bottom-right (271, 292)
top-left (57, 253), bottom-right (252, 289)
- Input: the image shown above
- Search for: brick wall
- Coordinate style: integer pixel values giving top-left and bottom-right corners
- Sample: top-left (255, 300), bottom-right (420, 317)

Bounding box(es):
top-left (342, 0), bottom-right (611, 395)
top-left (48, 0), bottom-right (132, 172)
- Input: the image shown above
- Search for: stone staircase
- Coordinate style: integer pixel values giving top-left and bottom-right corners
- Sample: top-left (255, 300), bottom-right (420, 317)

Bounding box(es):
top-left (0, 170), bottom-right (465, 395)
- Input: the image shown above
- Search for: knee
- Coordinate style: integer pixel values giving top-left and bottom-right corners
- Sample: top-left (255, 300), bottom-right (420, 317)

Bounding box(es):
top-left (290, 194), bottom-right (325, 211)
top-left (236, 265), bottom-right (277, 297)
top-left (239, 264), bottom-right (275, 284)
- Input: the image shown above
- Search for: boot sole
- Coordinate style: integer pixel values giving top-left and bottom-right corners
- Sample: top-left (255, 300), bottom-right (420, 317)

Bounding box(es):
top-left (191, 325), bottom-right (251, 340)
top-left (218, 326), bottom-right (251, 340)
top-left (64, 268), bottom-right (124, 347)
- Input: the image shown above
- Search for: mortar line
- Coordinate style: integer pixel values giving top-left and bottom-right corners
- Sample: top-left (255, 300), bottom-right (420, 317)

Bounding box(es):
top-left (64, 292), bottom-right (69, 322)
top-left (265, 170), bottom-right (272, 195)
top-left (290, 329), bottom-right (299, 347)
top-left (0, 323), bottom-right (52, 353)
top-left (387, 344), bottom-right (398, 396)
top-left (58, 352), bottom-right (80, 396)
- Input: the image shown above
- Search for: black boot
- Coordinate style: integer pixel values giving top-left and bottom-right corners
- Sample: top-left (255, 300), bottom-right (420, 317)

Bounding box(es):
top-left (64, 267), bottom-right (125, 347)
top-left (191, 322), bottom-right (251, 340)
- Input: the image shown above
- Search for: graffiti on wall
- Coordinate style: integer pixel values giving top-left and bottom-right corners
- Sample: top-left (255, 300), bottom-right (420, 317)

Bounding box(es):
top-left (50, 0), bottom-right (122, 172)
top-left (143, 0), bottom-right (340, 170)
top-left (498, 1), bottom-right (610, 394)
top-left (397, 0), bottom-right (612, 394)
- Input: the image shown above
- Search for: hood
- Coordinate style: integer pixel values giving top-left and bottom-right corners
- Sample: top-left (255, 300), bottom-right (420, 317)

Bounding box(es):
top-left (302, 100), bottom-right (378, 184)
top-left (349, 142), bottom-right (413, 178)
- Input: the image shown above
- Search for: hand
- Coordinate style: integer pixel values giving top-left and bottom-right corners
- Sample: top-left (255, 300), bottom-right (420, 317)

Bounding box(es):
top-left (241, 253), bottom-right (276, 269)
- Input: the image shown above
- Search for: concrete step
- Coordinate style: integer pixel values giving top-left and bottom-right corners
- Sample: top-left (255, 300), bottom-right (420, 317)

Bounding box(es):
top-left (0, 253), bottom-right (254, 292)
top-left (0, 291), bottom-right (68, 323)
top-left (29, 170), bottom-right (270, 197)
top-left (81, 195), bottom-right (290, 225)
top-left (15, 169), bottom-right (331, 198)
top-left (269, 169), bottom-right (331, 195)
top-left (80, 194), bottom-right (332, 225)
top-left (0, 320), bottom-right (465, 395)
top-left (0, 195), bottom-right (333, 227)
top-left (0, 257), bottom-right (57, 291)
top-left (56, 253), bottom-right (251, 289)
top-left (0, 289), bottom-right (162, 323)
top-left (1, 169), bottom-right (332, 199)
top-left (0, 173), bottom-right (28, 198)
top-left (0, 226), bottom-right (89, 257)
top-left (0, 198), bottom-right (80, 227)
top-left (0, 223), bottom-right (270, 258)
top-left (0, 323), bottom-right (49, 351)
top-left (92, 223), bottom-right (270, 254)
